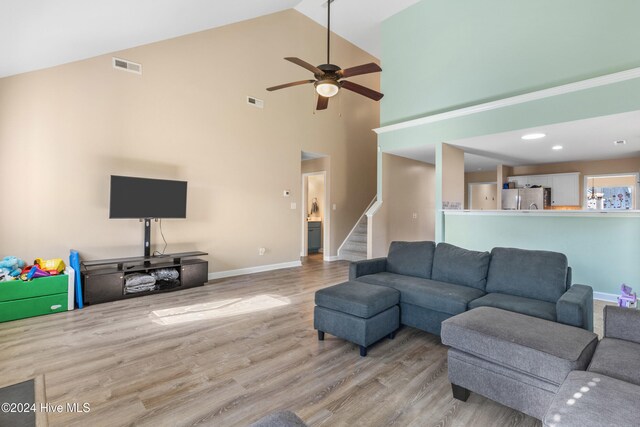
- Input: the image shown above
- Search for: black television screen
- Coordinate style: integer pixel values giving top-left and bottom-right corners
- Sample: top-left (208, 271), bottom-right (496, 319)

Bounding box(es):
top-left (109, 176), bottom-right (187, 219)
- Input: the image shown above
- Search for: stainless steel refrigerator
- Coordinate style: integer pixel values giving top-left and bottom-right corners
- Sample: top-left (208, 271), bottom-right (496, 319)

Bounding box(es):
top-left (501, 188), bottom-right (551, 210)
top-left (502, 189), bottom-right (520, 210)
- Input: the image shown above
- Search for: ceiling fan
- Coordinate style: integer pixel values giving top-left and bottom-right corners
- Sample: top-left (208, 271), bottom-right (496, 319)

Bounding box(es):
top-left (266, 0), bottom-right (383, 110)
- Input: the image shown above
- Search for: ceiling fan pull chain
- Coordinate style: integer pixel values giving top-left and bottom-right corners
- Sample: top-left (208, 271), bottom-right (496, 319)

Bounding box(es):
top-left (327, 0), bottom-right (331, 64)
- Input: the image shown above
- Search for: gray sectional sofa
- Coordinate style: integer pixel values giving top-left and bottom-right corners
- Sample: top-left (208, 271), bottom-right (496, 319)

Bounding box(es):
top-left (543, 306), bottom-right (640, 426)
top-left (350, 241), bottom-right (593, 334)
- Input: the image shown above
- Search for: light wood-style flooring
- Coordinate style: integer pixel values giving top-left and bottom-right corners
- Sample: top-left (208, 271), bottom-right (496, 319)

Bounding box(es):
top-left (0, 255), bottom-right (609, 426)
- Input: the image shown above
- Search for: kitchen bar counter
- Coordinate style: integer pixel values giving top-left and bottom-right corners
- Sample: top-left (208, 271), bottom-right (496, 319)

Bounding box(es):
top-left (445, 210), bottom-right (640, 218)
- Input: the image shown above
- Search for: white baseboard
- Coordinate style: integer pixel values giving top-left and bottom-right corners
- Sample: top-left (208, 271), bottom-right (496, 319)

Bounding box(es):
top-left (208, 260), bottom-right (302, 280)
top-left (324, 255), bottom-right (341, 261)
top-left (594, 291), bottom-right (618, 303)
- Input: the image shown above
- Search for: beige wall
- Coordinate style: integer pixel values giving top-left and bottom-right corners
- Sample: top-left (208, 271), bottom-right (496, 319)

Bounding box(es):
top-left (0, 10), bottom-right (379, 272)
top-left (441, 144), bottom-right (465, 210)
top-left (372, 154), bottom-right (435, 257)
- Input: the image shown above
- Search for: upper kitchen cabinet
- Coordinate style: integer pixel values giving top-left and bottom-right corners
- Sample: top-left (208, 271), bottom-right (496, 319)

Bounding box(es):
top-left (550, 173), bottom-right (580, 206)
top-left (528, 175), bottom-right (551, 187)
top-left (509, 174), bottom-right (551, 187)
top-left (508, 172), bottom-right (580, 206)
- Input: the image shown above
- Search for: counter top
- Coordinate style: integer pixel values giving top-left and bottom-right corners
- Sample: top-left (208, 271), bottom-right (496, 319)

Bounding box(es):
top-left (444, 210), bottom-right (640, 218)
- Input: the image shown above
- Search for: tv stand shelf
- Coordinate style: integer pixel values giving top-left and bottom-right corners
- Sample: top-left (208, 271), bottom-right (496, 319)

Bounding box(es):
top-left (81, 252), bottom-right (208, 305)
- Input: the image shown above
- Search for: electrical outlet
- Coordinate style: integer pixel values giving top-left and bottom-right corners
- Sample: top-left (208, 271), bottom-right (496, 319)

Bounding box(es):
top-left (290, 202), bottom-right (297, 210)
top-left (258, 247), bottom-right (266, 256)
top-left (332, 204), bottom-right (336, 211)
top-left (412, 212), bottom-right (418, 219)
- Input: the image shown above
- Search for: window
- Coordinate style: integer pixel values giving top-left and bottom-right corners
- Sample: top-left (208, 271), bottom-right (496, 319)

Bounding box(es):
top-left (585, 174), bottom-right (638, 210)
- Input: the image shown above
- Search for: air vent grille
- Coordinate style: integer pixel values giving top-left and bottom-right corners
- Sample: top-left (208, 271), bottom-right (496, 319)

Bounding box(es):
top-left (247, 96), bottom-right (264, 109)
top-left (112, 57), bottom-right (142, 75)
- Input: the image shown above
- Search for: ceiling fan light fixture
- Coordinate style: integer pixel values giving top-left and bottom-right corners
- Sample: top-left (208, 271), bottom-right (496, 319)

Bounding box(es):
top-left (315, 80), bottom-right (339, 98)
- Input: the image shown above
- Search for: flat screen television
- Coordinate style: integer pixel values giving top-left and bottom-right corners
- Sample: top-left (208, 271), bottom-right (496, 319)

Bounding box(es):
top-left (109, 175), bottom-right (187, 219)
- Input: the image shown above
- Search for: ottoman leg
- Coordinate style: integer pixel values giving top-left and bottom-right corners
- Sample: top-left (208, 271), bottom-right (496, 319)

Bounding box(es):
top-left (318, 330), bottom-right (325, 341)
top-left (451, 384), bottom-right (470, 402)
top-left (359, 346), bottom-right (367, 357)
top-left (388, 330), bottom-right (396, 340)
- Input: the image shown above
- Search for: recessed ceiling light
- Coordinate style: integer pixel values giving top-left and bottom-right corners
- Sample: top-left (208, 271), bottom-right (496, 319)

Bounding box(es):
top-left (613, 140), bottom-right (627, 146)
top-left (552, 145), bottom-right (563, 151)
top-left (521, 133), bottom-right (546, 140)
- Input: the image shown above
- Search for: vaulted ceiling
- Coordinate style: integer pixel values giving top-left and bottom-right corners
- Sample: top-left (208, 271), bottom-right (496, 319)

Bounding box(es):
top-left (0, 0), bottom-right (419, 78)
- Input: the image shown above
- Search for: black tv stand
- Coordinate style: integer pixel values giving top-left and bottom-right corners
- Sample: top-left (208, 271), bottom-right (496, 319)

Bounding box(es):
top-left (81, 251), bottom-right (208, 305)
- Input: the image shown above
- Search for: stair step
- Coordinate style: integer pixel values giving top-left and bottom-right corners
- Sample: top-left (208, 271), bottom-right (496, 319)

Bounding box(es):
top-left (344, 241), bottom-right (366, 250)
top-left (349, 234), bottom-right (367, 243)
top-left (340, 249), bottom-right (367, 262)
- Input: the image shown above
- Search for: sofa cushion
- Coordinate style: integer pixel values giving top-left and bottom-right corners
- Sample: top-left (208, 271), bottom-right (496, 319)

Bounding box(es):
top-left (386, 241), bottom-right (435, 279)
top-left (604, 305), bottom-right (640, 344)
top-left (486, 247), bottom-right (568, 303)
top-left (543, 371), bottom-right (640, 427)
top-left (357, 272), bottom-right (484, 315)
top-left (315, 281), bottom-right (399, 319)
top-left (468, 293), bottom-right (556, 322)
top-left (441, 307), bottom-right (598, 385)
top-left (431, 243), bottom-right (490, 290)
top-left (588, 337), bottom-right (640, 386)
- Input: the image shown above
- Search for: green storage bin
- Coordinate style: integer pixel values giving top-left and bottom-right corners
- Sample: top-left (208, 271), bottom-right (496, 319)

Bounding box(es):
top-left (0, 274), bottom-right (68, 302)
top-left (0, 274), bottom-right (69, 322)
top-left (0, 293), bottom-right (68, 322)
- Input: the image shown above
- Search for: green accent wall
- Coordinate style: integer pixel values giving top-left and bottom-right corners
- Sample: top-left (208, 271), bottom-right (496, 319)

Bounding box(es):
top-left (445, 214), bottom-right (640, 295)
top-left (381, 0), bottom-right (640, 127)
top-left (376, 1), bottom-right (640, 297)
top-left (378, 78), bottom-right (640, 151)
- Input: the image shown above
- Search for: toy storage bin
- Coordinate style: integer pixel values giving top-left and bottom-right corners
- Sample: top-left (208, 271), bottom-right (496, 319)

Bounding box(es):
top-left (0, 274), bottom-right (70, 322)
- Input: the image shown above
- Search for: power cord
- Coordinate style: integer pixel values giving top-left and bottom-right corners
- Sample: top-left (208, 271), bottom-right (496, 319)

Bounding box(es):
top-left (153, 218), bottom-right (168, 256)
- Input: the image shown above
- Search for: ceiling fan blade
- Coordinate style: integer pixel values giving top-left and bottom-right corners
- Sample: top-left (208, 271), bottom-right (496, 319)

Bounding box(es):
top-left (316, 96), bottom-right (329, 110)
top-left (339, 62), bottom-right (382, 78)
top-left (340, 80), bottom-right (384, 101)
top-left (285, 57), bottom-right (324, 75)
top-left (266, 80), bottom-right (315, 91)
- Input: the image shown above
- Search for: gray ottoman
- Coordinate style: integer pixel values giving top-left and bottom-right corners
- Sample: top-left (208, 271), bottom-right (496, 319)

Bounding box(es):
top-left (441, 307), bottom-right (598, 419)
top-left (314, 281), bottom-right (400, 356)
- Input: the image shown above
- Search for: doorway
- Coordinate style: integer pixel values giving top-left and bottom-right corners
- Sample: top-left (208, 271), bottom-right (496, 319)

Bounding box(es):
top-left (301, 171), bottom-right (328, 258)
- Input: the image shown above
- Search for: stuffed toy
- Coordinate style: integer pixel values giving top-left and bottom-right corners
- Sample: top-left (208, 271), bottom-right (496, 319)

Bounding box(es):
top-left (0, 256), bottom-right (27, 281)
top-left (618, 284), bottom-right (637, 308)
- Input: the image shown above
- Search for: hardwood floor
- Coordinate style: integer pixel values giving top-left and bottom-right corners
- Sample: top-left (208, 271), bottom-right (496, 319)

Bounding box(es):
top-left (0, 255), bottom-right (606, 427)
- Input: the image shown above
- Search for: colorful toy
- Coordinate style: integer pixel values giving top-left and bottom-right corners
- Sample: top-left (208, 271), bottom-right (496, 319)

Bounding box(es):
top-left (34, 258), bottom-right (66, 275)
top-left (0, 256), bottom-right (27, 281)
top-left (618, 284), bottom-right (637, 308)
top-left (26, 266), bottom-right (51, 280)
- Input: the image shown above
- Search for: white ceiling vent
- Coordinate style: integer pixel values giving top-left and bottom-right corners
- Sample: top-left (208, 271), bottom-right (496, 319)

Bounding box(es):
top-left (112, 57), bottom-right (142, 75)
top-left (247, 96), bottom-right (264, 109)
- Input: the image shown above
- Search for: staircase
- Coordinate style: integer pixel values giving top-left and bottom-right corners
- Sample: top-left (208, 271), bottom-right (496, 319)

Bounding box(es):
top-left (339, 216), bottom-right (368, 262)
top-left (338, 197), bottom-right (377, 262)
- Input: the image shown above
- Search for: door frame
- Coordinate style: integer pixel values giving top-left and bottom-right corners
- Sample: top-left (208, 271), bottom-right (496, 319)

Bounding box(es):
top-left (301, 171), bottom-right (330, 260)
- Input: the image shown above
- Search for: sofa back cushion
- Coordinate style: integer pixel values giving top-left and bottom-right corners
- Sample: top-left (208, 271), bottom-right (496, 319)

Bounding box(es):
top-left (486, 247), bottom-right (568, 303)
top-left (431, 243), bottom-right (491, 290)
top-left (386, 241), bottom-right (436, 279)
